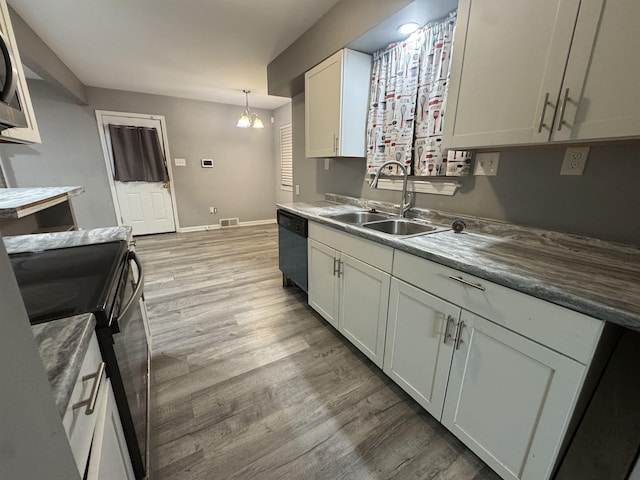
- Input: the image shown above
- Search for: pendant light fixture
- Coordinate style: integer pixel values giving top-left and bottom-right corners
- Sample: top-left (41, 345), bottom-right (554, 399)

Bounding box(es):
top-left (236, 89), bottom-right (264, 129)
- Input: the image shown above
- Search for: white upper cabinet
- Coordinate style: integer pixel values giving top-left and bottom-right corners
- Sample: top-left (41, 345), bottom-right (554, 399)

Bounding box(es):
top-left (557, 0), bottom-right (640, 142)
top-left (0, 0), bottom-right (40, 144)
top-left (443, 0), bottom-right (639, 149)
top-left (305, 49), bottom-right (371, 158)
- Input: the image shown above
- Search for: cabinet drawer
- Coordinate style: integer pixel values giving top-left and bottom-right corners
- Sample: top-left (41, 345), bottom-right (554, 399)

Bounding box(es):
top-left (63, 333), bottom-right (105, 475)
top-left (393, 251), bottom-right (602, 364)
top-left (309, 222), bottom-right (393, 272)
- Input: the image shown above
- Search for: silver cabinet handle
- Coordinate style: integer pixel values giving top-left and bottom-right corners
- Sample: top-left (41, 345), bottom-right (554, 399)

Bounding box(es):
top-left (333, 134), bottom-right (339, 153)
top-left (443, 315), bottom-right (455, 345)
top-left (73, 362), bottom-right (105, 415)
top-left (448, 275), bottom-right (485, 291)
top-left (454, 320), bottom-right (466, 351)
top-left (537, 92), bottom-right (550, 133)
top-left (557, 88), bottom-right (570, 131)
top-left (333, 258), bottom-right (339, 276)
top-left (337, 260), bottom-right (343, 278)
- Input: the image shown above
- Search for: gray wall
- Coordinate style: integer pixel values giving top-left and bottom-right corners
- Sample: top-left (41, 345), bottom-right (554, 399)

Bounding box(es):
top-left (0, 80), bottom-right (282, 230)
top-left (273, 103), bottom-right (293, 205)
top-left (268, 0), bottom-right (412, 97)
top-left (87, 87), bottom-right (277, 227)
top-left (292, 90), bottom-right (640, 244)
top-left (0, 80), bottom-right (117, 228)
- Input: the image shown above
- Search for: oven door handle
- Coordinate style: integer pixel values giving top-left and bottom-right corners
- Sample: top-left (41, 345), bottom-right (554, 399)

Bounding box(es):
top-left (116, 251), bottom-right (145, 326)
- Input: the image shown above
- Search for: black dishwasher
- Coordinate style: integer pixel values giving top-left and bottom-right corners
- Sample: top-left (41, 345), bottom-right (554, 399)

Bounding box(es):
top-left (277, 209), bottom-right (308, 293)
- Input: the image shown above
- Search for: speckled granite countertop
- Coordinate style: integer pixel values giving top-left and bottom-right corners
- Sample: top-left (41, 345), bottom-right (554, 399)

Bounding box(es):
top-left (3, 225), bottom-right (133, 254)
top-left (0, 186), bottom-right (84, 219)
top-left (32, 314), bottom-right (96, 417)
top-left (6, 226), bottom-right (134, 417)
top-left (278, 194), bottom-right (640, 331)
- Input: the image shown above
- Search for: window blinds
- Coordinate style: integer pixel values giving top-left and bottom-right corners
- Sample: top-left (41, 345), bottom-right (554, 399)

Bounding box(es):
top-left (280, 124), bottom-right (293, 189)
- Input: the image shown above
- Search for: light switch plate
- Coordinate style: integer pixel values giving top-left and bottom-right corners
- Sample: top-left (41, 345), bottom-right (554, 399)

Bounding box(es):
top-left (174, 158), bottom-right (186, 167)
top-left (474, 152), bottom-right (500, 176)
top-left (560, 147), bottom-right (589, 175)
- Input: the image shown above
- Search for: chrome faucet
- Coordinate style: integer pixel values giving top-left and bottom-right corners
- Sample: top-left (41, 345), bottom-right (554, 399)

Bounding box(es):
top-left (369, 160), bottom-right (412, 218)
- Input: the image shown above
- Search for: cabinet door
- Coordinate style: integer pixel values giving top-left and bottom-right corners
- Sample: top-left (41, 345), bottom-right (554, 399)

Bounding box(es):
top-left (553, 0), bottom-right (640, 141)
top-left (339, 253), bottom-right (390, 367)
top-left (443, 0), bottom-right (580, 148)
top-left (384, 279), bottom-right (460, 420)
top-left (86, 379), bottom-right (135, 480)
top-left (305, 51), bottom-right (341, 157)
top-left (0, 0), bottom-right (40, 144)
top-left (442, 311), bottom-right (585, 480)
top-left (308, 239), bottom-right (339, 328)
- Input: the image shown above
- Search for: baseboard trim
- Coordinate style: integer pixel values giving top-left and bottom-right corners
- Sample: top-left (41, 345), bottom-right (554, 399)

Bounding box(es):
top-left (177, 218), bottom-right (276, 233)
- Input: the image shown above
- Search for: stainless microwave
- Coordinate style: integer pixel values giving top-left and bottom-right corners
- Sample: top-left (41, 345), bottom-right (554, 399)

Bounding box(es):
top-left (0, 29), bottom-right (26, 130)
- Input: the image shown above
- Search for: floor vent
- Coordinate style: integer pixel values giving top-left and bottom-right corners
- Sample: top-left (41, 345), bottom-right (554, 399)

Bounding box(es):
top-left (220, 217), bottom-right (239, 228)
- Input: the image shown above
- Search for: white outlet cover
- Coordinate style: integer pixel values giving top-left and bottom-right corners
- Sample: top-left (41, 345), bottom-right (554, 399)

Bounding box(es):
top-left (474, 152), bottom-right (500, 176)
top-left (560, 147), bottom-right (589, 175)
top-left (174, 158), bottom-right (186, 167)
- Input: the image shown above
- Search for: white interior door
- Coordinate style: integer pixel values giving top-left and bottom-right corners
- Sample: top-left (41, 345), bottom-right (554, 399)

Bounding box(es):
top-left (98, 112), bottom-right (176, 235)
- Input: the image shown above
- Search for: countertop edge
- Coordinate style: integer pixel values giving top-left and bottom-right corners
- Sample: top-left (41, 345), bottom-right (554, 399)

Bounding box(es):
top-left (277, 202), bottom-right (640, 331)
top-left (0, 186), bottom-right (84, 219)
top-left (32, 313), bottom-right (96, 418)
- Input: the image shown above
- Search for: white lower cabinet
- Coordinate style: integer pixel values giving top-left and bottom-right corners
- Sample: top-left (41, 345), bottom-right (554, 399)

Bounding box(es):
top-left (384, 278), bottom-right (460, 420)
top-left (307, 223), bottom-right (393, 367)
top-left (306, 223), bottom-right (603, 480)
top-left (308, 239), bottom-right (340, 329)
top-left (86, 378), bottom-right (135, 480)
top-left (339, 254), bottom-right (390, 367)
top-left (63, 330), bottom-right (134, 479)
top-left (441, 310), bottom-right (585, 480)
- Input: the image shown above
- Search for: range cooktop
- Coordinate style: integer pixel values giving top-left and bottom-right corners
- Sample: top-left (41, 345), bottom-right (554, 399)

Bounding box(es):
top-left (9, 241), bottom-right (128, 325)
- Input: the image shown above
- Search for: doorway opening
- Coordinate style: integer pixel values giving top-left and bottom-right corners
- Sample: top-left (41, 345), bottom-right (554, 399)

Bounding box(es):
top-left (95, 110), bottom-right (179, 235)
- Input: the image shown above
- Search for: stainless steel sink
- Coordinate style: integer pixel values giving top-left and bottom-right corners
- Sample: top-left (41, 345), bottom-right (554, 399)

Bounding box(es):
top-left (324, 211), bottom-right (391, 224)
top-left (362, 219), bottom-right (443, 236)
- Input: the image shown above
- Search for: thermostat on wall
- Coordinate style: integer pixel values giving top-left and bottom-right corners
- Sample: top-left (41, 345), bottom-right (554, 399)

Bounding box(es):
top-left (201, 158), bottom-right (214, 168)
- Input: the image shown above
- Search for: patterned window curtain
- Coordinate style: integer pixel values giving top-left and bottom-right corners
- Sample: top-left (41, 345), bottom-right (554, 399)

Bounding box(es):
top-left (366, 11), bottom-right (470, 177)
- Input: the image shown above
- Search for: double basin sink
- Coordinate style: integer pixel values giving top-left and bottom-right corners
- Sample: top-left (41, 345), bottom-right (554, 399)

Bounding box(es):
top-left (323, 211), bottom-right (447, 237)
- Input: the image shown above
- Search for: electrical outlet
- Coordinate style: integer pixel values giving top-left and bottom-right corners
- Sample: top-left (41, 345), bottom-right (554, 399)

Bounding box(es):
top-left (295, 185), bottom-right (300, 195)
top-left (560, 147), bottom-right (589, 175)
top-left (174, 158), bottom-right (186, 167)
top-left (474, 152), bottom-right (500, 176)
top-left (325, 158), bottom-right (331, 170)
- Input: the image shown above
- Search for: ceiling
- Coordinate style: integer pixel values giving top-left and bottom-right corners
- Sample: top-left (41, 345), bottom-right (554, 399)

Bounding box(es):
top-left (8, 0), bottom-right (457, 110)
top-left (8, 0), bottom-right (342, 109)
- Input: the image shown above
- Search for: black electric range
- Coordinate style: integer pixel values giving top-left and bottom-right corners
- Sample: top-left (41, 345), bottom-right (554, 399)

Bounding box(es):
top-left (9, 240), bottom-right (128, 326)
top-left (9, 240), bottom-right (149, 479)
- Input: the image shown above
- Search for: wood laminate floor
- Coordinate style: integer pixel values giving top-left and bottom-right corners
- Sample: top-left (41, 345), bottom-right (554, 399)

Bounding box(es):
top-left (135, 225), bottom-right (500, 480)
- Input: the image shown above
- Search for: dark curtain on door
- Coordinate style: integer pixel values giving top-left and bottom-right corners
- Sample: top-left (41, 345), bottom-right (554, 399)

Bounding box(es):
top-left (109, 125), bottom-right (169, 182)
